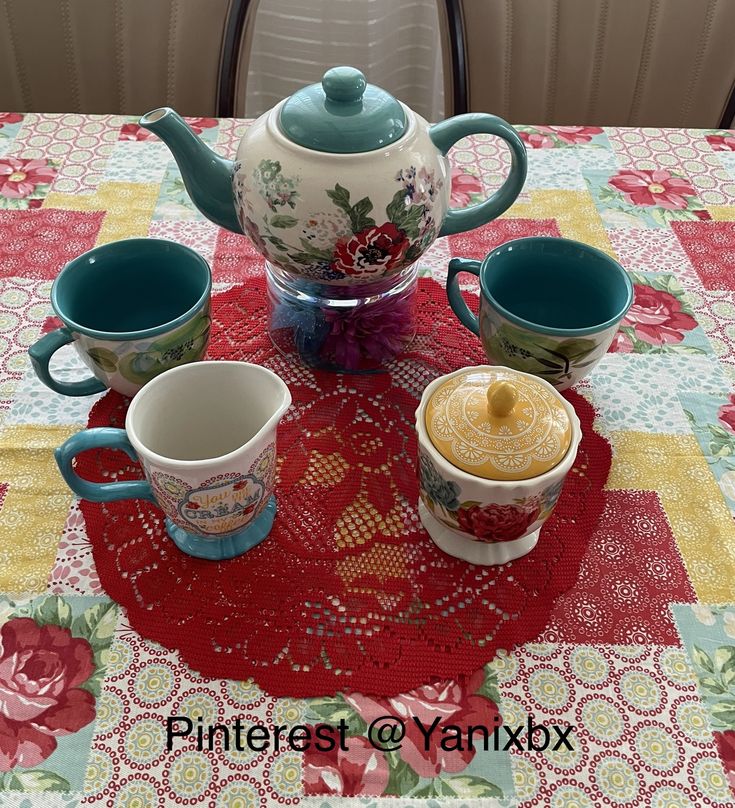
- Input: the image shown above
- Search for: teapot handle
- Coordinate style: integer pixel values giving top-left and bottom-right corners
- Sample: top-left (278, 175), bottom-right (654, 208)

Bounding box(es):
top-left (429, 114), bottom-right (527, 237)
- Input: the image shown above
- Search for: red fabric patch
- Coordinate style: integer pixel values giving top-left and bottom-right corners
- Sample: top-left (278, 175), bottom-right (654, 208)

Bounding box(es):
top-left (0, 209), bottom-right (103, 280)
top-left (212, 227), bottom-right (265, 282)
top-left (543, 490), bottom-right (696, 644)
top-left (671, 221), bottom-right (735, 290)
top-left (78, 276), bottom-right (611, 697)
top-left (447, 218), bottom-right (562, 261)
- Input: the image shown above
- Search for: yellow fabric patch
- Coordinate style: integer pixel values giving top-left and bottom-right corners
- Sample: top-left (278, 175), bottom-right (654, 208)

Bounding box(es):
top-left (94, 182), bottom-right (159, 244)
top-left (0, 425), bottom-right (78, 593)
top-left (44, 182), bottom-right (159, 243)
top-left (504, 190), bottom-right (616, 257)
top-left (708, 205), bottom-right (735, 222)
top-left (607, 431), bottom-right (735, 602)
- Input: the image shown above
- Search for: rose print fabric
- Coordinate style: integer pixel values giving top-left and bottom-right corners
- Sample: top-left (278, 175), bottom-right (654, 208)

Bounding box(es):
top-left (2, 112), bottom-right (735, 805)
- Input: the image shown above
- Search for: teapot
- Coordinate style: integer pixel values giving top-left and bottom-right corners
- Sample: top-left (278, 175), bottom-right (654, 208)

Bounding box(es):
top-left (140, 66), bottom-right (527, 286)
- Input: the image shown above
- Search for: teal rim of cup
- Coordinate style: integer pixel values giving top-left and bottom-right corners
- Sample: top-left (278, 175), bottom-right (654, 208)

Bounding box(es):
top-left (478, 236), bottom-right (634, 337)
top-left (50, 238), bottom-right (212, 341)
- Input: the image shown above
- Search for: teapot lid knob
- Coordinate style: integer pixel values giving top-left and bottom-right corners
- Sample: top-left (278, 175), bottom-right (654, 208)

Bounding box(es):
top-left (322, 67), bottom-right (367, 103)
top-left (279, 65), bottom-right (406, 153)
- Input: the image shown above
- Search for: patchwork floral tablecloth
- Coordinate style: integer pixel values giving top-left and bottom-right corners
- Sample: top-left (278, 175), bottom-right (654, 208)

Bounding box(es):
top-left (2, 113), bottom-right (735, 806)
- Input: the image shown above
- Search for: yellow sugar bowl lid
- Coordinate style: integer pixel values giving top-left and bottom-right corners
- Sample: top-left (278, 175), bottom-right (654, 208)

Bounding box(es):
top-left (424, 366), bottom-right (572, 481)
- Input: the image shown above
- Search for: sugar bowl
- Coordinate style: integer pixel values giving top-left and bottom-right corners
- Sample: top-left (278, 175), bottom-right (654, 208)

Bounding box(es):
top-left (416, 365), bottom-right (581, 565)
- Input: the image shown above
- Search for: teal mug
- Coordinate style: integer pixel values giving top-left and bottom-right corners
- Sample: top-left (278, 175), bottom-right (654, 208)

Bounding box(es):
top-left (28, 238), bottom-right (212, 397)
top-left (447, 237), bottom-right (633, 390)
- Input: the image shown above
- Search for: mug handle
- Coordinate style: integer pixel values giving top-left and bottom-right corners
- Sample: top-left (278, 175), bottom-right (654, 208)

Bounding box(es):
top-left (446, 257), bottom-right (482, 336)
top-left (429, 114), bottom-right (527, 237)
top-left (55, 428), bottom-right (153, 502)
top-left (28, 328), bottom-right (107, 397)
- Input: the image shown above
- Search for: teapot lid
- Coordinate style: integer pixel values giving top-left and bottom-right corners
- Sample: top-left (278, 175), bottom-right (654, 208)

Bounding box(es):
top-left (424, 367), bottom-right (572, 481)
top-left (279, 66), bottom-right (407, 153)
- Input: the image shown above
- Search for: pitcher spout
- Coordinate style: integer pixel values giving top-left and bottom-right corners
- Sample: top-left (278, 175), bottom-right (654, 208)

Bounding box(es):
top-left (139, 108), bottom-right (243, 234)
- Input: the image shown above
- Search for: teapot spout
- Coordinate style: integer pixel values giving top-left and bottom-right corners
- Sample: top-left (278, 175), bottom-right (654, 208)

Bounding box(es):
top-left (139, 108), bottom-right (243, 234)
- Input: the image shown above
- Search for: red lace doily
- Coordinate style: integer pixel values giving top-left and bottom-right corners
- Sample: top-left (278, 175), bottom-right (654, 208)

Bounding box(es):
top-left (78, 276), bottom-right (611, 697)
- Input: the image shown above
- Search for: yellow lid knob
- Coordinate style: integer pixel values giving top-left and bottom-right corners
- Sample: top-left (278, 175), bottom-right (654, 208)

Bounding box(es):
top-left (424, 366), bottom-right (572, 481)
top-left (487, 381), bottom-right (518, 418)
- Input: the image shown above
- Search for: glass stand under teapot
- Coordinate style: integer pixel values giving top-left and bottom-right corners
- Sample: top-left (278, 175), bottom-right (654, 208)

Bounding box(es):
top-left (266, 260), bottom-right (418, 373)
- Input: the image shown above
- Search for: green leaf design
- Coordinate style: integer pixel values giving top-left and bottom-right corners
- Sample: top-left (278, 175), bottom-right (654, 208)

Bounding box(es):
top-left (710, 699), bottom-right (735, 728)
top-left (414, 776), bottom-right (502, 798)
top-left (86, 346), bottom-right (118, 373)
top-left (699, 676), bottom-right (727, 695)
top-left (265, 234), bottom-right (288, 251)
top-left (32, 595), bottom-right (73, 630)
top-left (307, 695), bottom-right (367, 736)
top-left (486, 324), bottom-right (597, 383)
top-left (722, 666), bottom-right (735, 687)
top-left (665, 345), bottom-right (707, 355)
top-left (386, 189), bottom-right (409, 223)
top-left (692, 645), bottom-right (715, 674)
top-left (385, 188), bottom-right (425, 238)
top-left (270, 214), bottom-right (299, 229)
top-left (326, 184), bottom-right (352, 215)
top-left (650, 208), bottom-right (669, 227)
top-left (384, 756), bottom-right (419, 796)
top-left (349, 196), bottom-right (376, 233)
top-left (709, 424), bottom-right (733, 441)
top-left (4, 770), bottom-right (71, 791)
top-left (714, 646), bottom-right (735, 675)
top-left (80, 647), bottom-right (109, 698)
top-left (598, 186), bottom-right (619, 203)
top-left (71, 601), bottom-right (118, 650)
top-left (439, 775), bottom-right (503, 798)
top-left (477, 665), bottom-right (502, 704)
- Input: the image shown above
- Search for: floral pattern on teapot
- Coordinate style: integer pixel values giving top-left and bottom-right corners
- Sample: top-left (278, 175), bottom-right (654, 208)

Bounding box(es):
top-left (234, 159), bottom-right (442, 284)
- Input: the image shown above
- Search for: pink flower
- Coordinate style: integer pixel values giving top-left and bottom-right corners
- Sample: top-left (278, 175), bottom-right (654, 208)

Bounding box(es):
top-left (0, 158), bottom-right (56, 199)
top-left (519, 131), bottom-right (554, 149)
top-left (345, 670), bottom-right (501, 779)
top-left (0, 617), bottom-right (96, 770)
top-left (450, 167), bottom-right (483, 207)
top-left (718, 395), bottom-right (735, 433)
top-left (608, 169), bottom-right (696, 210)
top-left (456, 501), bottom-right (540, 543)
top-left (612, 284), bottom-right (697, 352)
top-left (543, 125), bottom-right (603, 144)
top-left (707, 134), bottom-right (735, 152)
top-left (303, 733), bottom-right (389, 796)
top-left (0, 113), bottom-right (23, 128)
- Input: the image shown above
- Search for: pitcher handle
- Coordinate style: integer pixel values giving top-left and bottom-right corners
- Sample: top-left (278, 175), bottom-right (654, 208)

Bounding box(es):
top-left (28, 328), bottom-right (107, 397)
top-left (430, 114), bottom-right (527, 237)
top-left (55, 428), bottom-right (154, 503)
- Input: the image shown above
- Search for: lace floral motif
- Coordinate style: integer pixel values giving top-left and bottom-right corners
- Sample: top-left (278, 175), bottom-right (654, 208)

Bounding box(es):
top-left (78, 277), bottom-right (611, 697)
